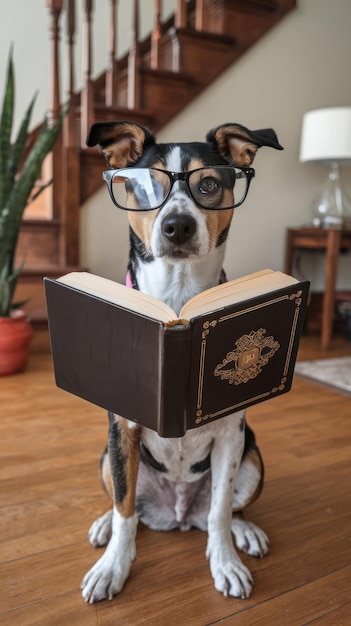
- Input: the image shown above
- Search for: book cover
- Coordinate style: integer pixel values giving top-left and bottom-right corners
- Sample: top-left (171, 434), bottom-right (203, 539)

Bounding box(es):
top-left (44, 277), bottom-right (309, 437)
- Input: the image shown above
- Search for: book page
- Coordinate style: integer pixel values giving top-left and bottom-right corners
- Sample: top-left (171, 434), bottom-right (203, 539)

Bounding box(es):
top-left (180, 269), bottom-right (272, 314)
top-left (57, 269), bottom-right (298, 325)
top-left (180, 271), bottom-right (298, 319)
top-left (57, 272), bottom-right (176, 322)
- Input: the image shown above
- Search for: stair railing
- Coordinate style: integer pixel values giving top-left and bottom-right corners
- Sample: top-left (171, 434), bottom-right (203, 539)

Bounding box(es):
top-left (43, 0), bottom-right (220, 266)
top-left (43, 0), bottom-right (294, 267)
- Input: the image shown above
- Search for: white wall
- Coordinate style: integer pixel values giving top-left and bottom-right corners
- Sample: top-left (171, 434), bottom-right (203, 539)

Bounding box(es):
top-left (0, 1), bottom-right (49, 131)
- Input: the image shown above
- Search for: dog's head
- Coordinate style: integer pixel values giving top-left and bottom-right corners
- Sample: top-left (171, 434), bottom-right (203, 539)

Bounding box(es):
top-left (87, 122), bottom-right (283, 262)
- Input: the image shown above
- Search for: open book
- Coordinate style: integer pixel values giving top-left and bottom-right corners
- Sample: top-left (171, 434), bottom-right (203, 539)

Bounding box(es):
top-left (44, 269), bottom-right (309, 437)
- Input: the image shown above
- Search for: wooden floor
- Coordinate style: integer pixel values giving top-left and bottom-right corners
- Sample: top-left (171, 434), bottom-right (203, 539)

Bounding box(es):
top-left (1, 331), bottom-right (351, 626)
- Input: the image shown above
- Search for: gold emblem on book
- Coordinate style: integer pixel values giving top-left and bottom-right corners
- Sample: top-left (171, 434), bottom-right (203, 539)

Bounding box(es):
top-left (214, 328), bottom-right (280, 385)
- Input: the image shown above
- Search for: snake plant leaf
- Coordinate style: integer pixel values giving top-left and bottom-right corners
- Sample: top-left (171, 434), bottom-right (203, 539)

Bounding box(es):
top-left (0, 47), bottom-right (68, 317)
top-left (6, 93), bottom-right (37, 204)
top-left (0, 280), bottom-right (11, 317)
top-left (6, 107), bottom-right (67, 242)
top-left (0, 51), bottom-right (14, 214)
top-left (0, 264), bottom-right (23, 316)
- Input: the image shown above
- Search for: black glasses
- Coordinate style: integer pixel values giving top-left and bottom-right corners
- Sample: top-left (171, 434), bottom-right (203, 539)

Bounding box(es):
top-left (102, 165), bottom-right (255, 211)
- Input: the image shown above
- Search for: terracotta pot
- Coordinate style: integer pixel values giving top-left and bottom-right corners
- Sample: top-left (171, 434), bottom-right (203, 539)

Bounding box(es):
top-left (0, 310), bottom-right (33, 375)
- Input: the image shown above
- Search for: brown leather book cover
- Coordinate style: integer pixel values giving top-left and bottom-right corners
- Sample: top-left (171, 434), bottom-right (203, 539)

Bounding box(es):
top-left (44, 277), bottom-right (309, 437)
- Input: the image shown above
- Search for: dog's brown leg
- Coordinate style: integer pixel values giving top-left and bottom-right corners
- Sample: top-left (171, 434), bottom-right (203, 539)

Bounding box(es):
top-left (81, 413), bottom-right (141, 603)
top-left (106, 414), bottom-right (141, 516)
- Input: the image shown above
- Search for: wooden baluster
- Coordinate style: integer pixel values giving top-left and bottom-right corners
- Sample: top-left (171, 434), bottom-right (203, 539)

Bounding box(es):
top-left (105, 0), bottom-right (119, 107)
top-left (151, 0), bottom-right (162, 70)
top-left (46, 0), bottom-right (63, 126)
top-left (175, 0), bottom-right (187, 28)
top-left (46, 1), bottom-right (63, 223)
top-left (128, 0), bottom-right (141, 109)
top-left (195, 0), bottom-right (205, 32)
top-left (64, 0), bottom-right (76, 148)
top-left (81, 0), bottom-right (94, 147)
top-left (62, 0), bottom-right (80, 267)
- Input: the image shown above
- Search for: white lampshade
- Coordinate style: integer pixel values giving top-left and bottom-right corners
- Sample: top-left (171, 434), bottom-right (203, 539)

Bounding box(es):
top-left (299, 107), bottom-right (351, 164)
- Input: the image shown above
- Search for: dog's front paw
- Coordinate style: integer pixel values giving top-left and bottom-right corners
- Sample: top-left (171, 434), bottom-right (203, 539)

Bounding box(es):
top-left (231, 518), bottom-right (269, 558)
top-left (81, 544), bottom-right (135, 603)
top-left (207, 544), bottom-right (253, 599)
top-left (82, 511), bottom-right (138, 603)
top-left (88, 510), bottom-right (113, 547)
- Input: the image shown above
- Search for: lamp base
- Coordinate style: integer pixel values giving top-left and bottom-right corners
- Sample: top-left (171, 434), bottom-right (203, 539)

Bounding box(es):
top-left (311, 163), bottom-right (351, 229)
top-left (312, 216), bottom-right (345, 228)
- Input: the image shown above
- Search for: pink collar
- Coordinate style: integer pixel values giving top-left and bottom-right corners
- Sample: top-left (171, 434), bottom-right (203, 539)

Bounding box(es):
top-left (126, 270), bottom-right (133, 289)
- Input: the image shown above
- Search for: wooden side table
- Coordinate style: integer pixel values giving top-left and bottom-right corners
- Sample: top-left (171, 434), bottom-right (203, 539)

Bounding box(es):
top-left (284, 227), bottom-right (351, 349)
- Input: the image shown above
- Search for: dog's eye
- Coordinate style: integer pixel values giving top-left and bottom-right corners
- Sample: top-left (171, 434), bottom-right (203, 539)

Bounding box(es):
top-left (199, 176), bottom-right (218, 194)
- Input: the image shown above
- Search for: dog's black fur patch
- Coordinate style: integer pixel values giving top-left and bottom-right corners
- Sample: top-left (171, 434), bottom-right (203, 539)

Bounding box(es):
top-left (108, 411), bottom-right (127, 505)
top-left (140, 442), bottom-right (168, 473)
top-left (190, 451), bottom-right (212, 474)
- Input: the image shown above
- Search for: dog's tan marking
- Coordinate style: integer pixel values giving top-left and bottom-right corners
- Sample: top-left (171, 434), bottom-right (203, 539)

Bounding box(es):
top-left (101, 454), bottom-right (113, 499)
top-left (188, 158), bottom-right (206, 171)
top-left (100, 417), bottom-right (141, 518)
top-left (116, 418), bottom-right (141, 518)
top-left (128, 211), bottom-right (156, 251)
top-left (206, 209), bottom-right (234, 247)
top-left (126, 161), bottom-right (168, 247)
top-left (213, 126), bottom-right (258, 166)
top-left (100, 124), bottom-right (148, 168)
top-left (152, 160), bottom-right (166, 170)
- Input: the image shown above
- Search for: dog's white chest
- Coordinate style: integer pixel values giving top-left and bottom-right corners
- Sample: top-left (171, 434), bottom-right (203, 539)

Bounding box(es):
top-left (141, 422), bottom-right (221, 482)
top-left (136, 251), bottom-right (226, 315)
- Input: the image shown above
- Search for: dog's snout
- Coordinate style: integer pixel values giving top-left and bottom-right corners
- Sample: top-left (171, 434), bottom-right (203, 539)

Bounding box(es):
top-left (161, 214), bottom-right (196, 245)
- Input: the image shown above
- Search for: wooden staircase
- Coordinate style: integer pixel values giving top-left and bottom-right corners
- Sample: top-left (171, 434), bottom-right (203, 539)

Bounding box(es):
top-left (16, 0), bottom-right (296, 325)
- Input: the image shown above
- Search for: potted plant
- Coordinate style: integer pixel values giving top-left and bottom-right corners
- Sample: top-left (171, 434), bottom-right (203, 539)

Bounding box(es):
top-left (0, 49), bottom-right (66, 375)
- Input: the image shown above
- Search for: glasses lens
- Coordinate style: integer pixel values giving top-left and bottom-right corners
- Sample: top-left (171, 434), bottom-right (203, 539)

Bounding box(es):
top-left (110, 168), bottom-right (171, 210)
top-left (188, 167), bottom-right (248, 209)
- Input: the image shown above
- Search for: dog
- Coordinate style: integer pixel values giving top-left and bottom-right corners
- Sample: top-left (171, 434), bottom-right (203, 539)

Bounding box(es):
top-left (81, 121), bottom-right (283, 603)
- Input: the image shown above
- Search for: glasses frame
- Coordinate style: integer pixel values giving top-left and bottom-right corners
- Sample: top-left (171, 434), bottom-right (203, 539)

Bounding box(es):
top-left (102, 165), bottom-right (255, 212)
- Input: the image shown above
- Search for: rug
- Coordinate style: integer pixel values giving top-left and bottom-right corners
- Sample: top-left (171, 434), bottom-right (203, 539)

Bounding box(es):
top-left (295, 356), bottom-right (351, 395)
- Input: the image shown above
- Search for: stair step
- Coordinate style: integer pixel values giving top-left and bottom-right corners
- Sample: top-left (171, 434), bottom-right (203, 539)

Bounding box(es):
top-left (140, 68), bottom-right (196, 128)
top-left (172, 29), bottom-right (236, 92)
top-left (93, 105), bottom-right (155, 127)
top-left (17, 219), bottom-right (62, 268)
top-left (230, 0), bottom-right (278, 13)
top-left (16, 265), bottom-right (84, 326)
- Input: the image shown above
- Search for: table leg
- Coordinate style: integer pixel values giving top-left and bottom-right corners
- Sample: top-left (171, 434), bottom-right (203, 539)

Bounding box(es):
top-left (284, 230), bottom-right (294, 275)
top-left (321, 229), bottom-right (341, 349)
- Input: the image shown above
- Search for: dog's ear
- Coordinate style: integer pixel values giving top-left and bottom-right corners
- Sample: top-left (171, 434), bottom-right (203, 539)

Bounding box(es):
top-left (206, 123), bottom-right (283, 166)
top-left (86, 121), bottom-right (155, 168)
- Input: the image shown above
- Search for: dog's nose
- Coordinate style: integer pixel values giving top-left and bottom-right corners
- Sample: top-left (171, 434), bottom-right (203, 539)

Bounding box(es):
top-left (161, 214), bottom-right (196, 244)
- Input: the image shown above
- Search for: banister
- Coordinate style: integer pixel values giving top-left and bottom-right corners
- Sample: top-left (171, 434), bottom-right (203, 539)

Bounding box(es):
top-left (46, 0), bottom-right (63, 127)
top-left (128, 0), bottom-right (141, 109)
top-left (81, 0), bottom-right (94, 146)
top-left (105, 0), bottom-right (119, 107)
top-left (151, 0), bottom-right (162, 70)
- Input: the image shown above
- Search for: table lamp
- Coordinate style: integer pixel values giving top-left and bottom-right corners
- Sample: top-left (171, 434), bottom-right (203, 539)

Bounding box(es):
top-left (299, 107), bottom-right (351, 228)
